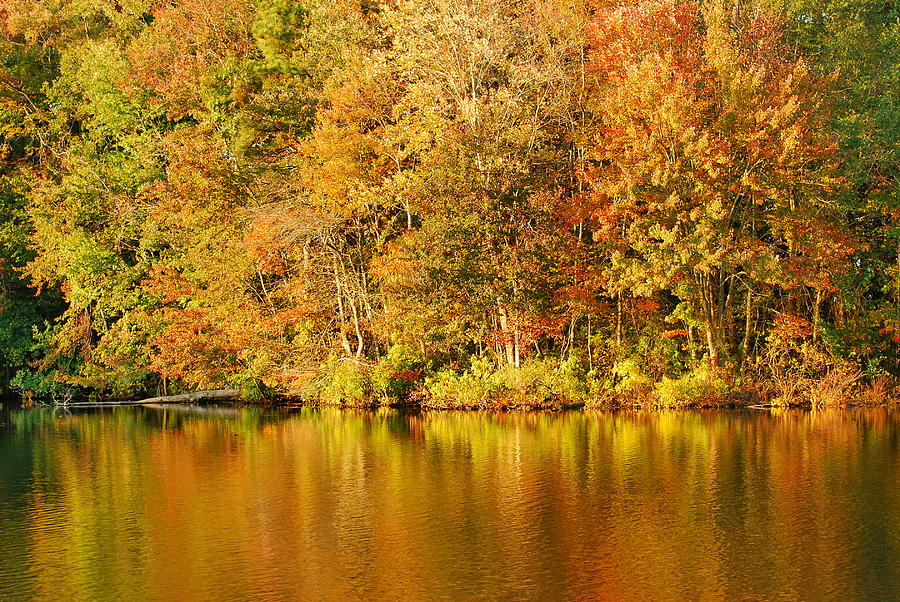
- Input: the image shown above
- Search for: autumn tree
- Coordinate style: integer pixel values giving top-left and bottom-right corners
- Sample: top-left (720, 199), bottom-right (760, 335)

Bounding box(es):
top-left (366, 0), bottom-right (590, 366)
top-left (767, 0), bottom-right (900, 374)
top-left (583, 0), bottom-right (853, 367)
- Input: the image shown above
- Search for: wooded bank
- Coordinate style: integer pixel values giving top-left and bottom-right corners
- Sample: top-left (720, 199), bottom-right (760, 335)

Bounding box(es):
top-left (0, 0), bottom-right (897, 408)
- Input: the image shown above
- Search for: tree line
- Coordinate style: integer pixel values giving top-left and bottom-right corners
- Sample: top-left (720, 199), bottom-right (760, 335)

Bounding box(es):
top-left (0, 0), bottom-right (898, 406)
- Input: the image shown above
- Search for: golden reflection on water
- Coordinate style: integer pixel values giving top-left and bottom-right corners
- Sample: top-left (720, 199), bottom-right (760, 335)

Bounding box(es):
top-left (0, 406), bottom-right (898, 600)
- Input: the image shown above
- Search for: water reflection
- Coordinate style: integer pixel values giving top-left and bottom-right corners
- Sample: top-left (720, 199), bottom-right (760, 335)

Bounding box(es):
top-left (0, 406), bottom-right (898, 599)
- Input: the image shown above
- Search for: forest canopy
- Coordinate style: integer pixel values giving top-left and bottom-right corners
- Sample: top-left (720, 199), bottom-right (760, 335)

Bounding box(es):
top-left (1, 0), bottom-right (898, 407)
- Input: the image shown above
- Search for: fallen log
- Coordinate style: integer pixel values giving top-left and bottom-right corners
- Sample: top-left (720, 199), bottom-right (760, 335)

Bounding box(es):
top-left (54, 401), bottom-right (147, 408)
top-left (141, 403), bottom-right (241, 415)
top-left (137, 389), bottom-right (243, 405)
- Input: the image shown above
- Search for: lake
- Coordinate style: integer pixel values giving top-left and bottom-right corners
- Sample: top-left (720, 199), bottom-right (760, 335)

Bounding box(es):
top-left (1, 405), bottom-right (898, 600)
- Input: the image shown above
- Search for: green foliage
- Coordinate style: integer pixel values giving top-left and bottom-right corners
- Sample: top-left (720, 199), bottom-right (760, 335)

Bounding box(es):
top-left (655, 365), bottom-right (730, 408)
top-left (424, 357), bottom-right (508, 409)
top-left (612, 358), bottom-right (653, 395)
top-left (370, 344), bottom-right (425, 402)
top-left (252, 0), bottom-right (310, 73)
top-left (425, 356), bottom-right (597, 409)
top-left (9, 369), bottom-right (74, 402)
top-left (553, 355), bottom-right (595, 403)
top-left (315, 356), bottom-right (375, 406)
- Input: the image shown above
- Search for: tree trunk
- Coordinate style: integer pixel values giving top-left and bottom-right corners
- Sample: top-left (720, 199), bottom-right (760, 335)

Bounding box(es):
top-left (697, 271), bottom-right (723, 366)
top-left (616, 293), bottom-right (623, 346)
top-left (514, 328), bottom-right (521, 368)
top-left (812, 289), bottom-right (823, 342)
top-left (587, 313), bottom-right (593, 372)
top-left (137, 389), bottom-right (243, 404)
top-left (706, 328), bottom-right (720, 367)
top-left (347, 294), bottom-right (365, 358)
top-left (333, 255), bottom-right (352, 356)
top-left (740, 287), bottom-right (753, 367)
top-left (497, 306), bottom-right (515, 366)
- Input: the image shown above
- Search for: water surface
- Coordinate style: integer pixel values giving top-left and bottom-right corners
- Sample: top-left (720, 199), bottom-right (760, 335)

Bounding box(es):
top-left (1, 405), bottom-right (898, 600)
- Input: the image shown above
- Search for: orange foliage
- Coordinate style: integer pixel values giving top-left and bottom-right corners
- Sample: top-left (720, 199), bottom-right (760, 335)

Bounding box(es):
top-left (771, 314), bottom-right (813, 342)
top-left (244, 217), bottom-right (288, 276)
top-left (634, 298), bottom-right (661, 313)
top-left (127, 0), bottom-right (255, 118)
top-left (660, 329), bottom-right (688, 339)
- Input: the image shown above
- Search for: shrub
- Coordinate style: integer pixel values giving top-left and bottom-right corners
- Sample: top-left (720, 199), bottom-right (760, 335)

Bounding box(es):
top-left (315, 356), bottom-right (375, 405)
top-left (612, 357), bottom-right (653, 394)
top-left (424, 367), bottom-right (504, 408)
top-left (423, 356), bottom-right (585, 409)
top-left (10, 369), bottom-right (77, 404)
top-left (371, 344), bottom-right (425, 403)
top-left (753, 336), bottom-right (863, 407)
top-left (654, 364), bottom-right (729, 408)
top-left (807, 365), bottom-right (862, 408)
top-left (856, 376), bottom-right (896, 405)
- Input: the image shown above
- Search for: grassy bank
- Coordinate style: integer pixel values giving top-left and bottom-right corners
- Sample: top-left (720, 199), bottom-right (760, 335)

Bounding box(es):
top-left (297, 348), bottom-right (899, 411)
top-left (12, 342), bottom-right (899, 410)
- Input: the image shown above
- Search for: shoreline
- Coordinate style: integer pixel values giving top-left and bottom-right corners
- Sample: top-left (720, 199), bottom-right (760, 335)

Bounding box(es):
top-left (6, 394), bottom-right (899, 412)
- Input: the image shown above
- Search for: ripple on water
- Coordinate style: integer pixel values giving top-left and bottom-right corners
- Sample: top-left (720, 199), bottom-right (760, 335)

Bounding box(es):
top-left (0, 406), bottom-right (897, 600)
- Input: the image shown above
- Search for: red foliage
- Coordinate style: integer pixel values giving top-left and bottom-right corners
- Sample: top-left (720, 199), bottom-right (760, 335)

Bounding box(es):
top-left (144, 266), bottom-right (198, 304)
top-left (127, 0), bottom-right (255, 118)
top-left (634, 297), bottom-right (661, 313)
top-left (587, 0), bottom-right (701, 81)
top-left (772, 314), bottom-right (813, 341)
top-left (393, 369), bottom-right (423, 382)
top-left (245, 217), bottom-right (288, 275)
top-left (660, 329), bottom-right (688, 339)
